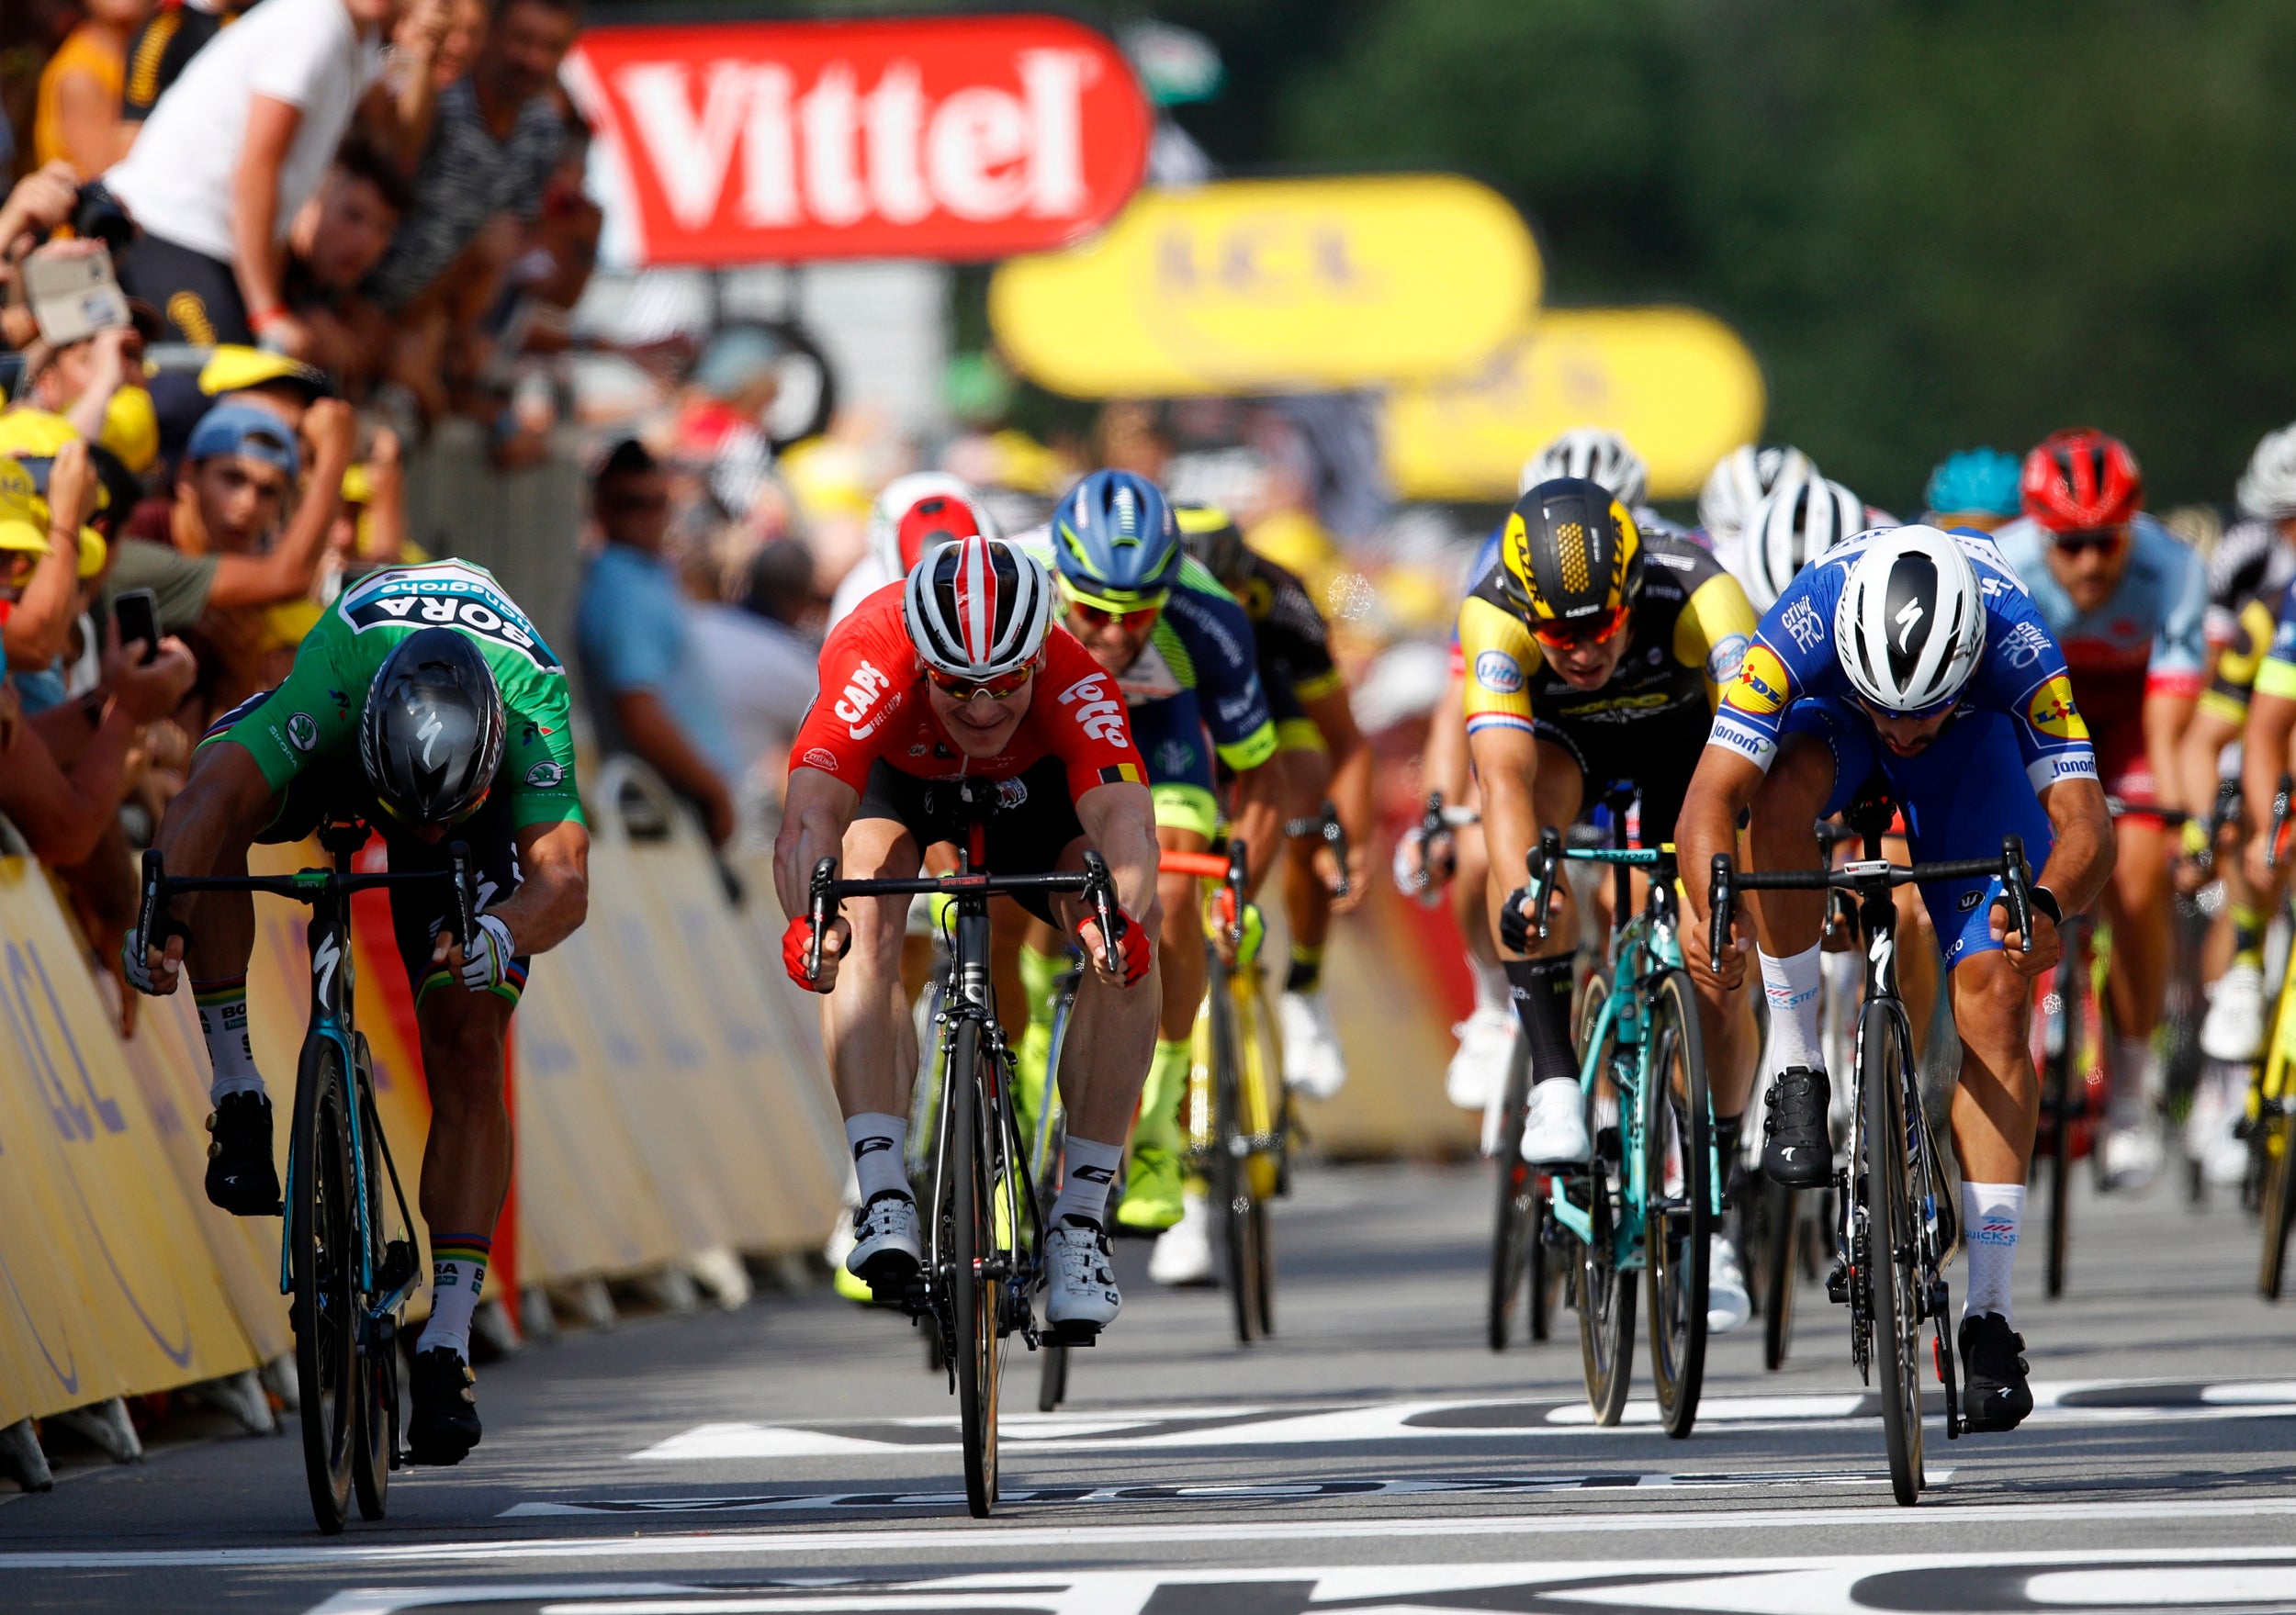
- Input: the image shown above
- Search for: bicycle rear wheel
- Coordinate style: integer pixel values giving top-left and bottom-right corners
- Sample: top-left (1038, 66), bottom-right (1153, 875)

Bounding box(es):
top-left (1487, 1036), bottom-right (1535, 1352)
top-left (1644, 970), bottom-right (1711, 1440)
top-left (1574, 985), bottom-right (1633, 1424)
top-left (2258, 1105), bottom-right (2296, 1300)
top-left (1206, 964), bottom-right (1260, 1346)
top-left (1861, 998), bottom-right (1926, 1505)
top-left (350, 1060), bottom-right (393, 1521)
top-left (2043, 960), bottom-right (2078, 1300)
top-left (1757, 1178), bottom-right (1799, 1372)
top-left (290, 1036), bottom-right (358, 1534)
top-left (948, 1018), bottom-right (1003, 1517)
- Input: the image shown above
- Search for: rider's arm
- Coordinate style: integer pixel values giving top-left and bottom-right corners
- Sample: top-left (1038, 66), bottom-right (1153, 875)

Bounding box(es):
top-left (1422, 666), bottom-right (1471, 802)
top-left (2244, 689), bottom-right (2296, 884)
top-left (1675, 743), bottom-right (1767, 984)
top-left (771, 765), bottom-right (860, 923)
top-left (1457, 591), bottom-right (1548, 948)
top-left (1302, 681), bottom-right (1374, 904)
top-left (2031, 775), bottom-right (2117, 922)
top-left (1075, 778), bottom-right (1163, 933)
top-left (1467, 722), bottom-right (1538, 955)
top-left (2144, 539), bottom-right (2211, 816)
top-left (203, 401), bottom-right (355, 610)
top-left (137, 735), bottom-right (280, 993)
top-left (488, 819), bottom-right (590, 957)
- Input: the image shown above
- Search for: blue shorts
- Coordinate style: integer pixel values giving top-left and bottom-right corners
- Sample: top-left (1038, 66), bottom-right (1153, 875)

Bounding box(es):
top-left (1130, 692), bottom-right (1219, 841)
top-left (1781, 697), bottom-right (2054, 971)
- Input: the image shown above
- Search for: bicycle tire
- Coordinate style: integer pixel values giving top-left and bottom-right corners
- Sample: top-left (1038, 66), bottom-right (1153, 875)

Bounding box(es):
top-left (1644, 970), bottom-right (1711, 1441)
top-left (1036, 1341), bottom-right (1069, 1411)
top-left (1034, 1118), bottom-right (1069, 1411)
top-left (1861, 997), bottom-right (1926, 1505)
top-left (1527, 1174), bottom-right (1560, 1342)
top-left (1575, 980), bottom-right (1633, 1425)
top-left (1209, 964), bottom-right (1257, 1346)
top-left (2260, 1109), bottom-right (2296, 1300)
top-left (291, 1035), bottom-right (358, 1534)
top-left (1486, 1036), bottom-right (1535, 1352)
top-left (1760, 1178), bottom-right (1799, 1372)
top-left (948, 1017), bottom-right (1001, 1518)
top-left (2043, 959), bottom-right (2077, 1301)
top-left (351, 1063), bottom-right (391, 1521)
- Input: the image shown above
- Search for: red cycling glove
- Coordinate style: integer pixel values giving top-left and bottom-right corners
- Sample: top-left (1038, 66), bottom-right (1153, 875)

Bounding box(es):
top-left (1079, 906), bottom-right (1153, 986)
top-left (782, 915), bottom-right (825, 991)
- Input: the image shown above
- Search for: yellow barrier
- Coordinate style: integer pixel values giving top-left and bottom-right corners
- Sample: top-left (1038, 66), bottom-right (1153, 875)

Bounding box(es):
top-left (0, 858), bottom-right (260, 1429)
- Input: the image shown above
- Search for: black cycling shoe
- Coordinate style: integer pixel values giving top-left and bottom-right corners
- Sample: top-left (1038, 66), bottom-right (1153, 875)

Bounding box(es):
top-left (1761, 1066), bottom-right (1833, 1189)
top-left (204, 1092), bottom-right (283, 1216)
top-left (1957, 1312), bottom-right (2034, 1433)
top-left (405, 1347), bottom-right (482, 1464)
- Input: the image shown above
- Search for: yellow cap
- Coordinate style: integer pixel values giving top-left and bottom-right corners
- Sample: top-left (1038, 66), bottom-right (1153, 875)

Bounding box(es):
top-left (0, 407), bottom-right (81, 460)
top-left (341, 463), bottom-right (374, 506)
top-left (0, 456), bottom-right (107, 578)
top-left (99, 385), bottom-right (160, 473)
top-left (198, 345), bottom-right (328, 399)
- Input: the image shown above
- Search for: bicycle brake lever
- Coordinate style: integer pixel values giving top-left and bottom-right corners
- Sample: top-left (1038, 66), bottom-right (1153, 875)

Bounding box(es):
top-left (2000, 835), bottom-right (2034, 955)
top-left (447, 841), bottom-right (476, 952)
top-left (2272, 774), bottom-right (2293, 870)
top-left (807, 856), bottom-right (837, 983)
top-left (1530, 826), bottom-right (1562, 941)
top-left (1709, 854), bottom-right (1735, 971)
top-left (1083, 850), bottom-right (1120, 975)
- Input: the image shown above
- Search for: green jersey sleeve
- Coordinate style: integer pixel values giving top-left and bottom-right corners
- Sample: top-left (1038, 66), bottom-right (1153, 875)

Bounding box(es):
top-left (213, 611), bottom-right (363, 791)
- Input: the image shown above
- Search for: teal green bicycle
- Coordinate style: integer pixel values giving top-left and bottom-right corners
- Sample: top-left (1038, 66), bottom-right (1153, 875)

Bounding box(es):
top-left (1522, 813), bottom-right (1719, 1438)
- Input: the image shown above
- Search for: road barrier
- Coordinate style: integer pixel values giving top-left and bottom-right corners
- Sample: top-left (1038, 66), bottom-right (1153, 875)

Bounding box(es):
top-left (0, 788), bottom-right (845, 1461)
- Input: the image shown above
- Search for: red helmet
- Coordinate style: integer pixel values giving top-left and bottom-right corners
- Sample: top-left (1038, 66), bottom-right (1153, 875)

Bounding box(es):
top-left (893, 493), bottom-right (985, 574)
top-left (2020, 429), bottom-right (2143, 531)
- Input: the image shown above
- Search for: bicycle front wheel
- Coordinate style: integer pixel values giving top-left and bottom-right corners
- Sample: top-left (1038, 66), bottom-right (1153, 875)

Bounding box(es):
top-left (1757, 1178), bottom-right (1799, 1372)
top-left (1860, 998), bottom-right (1926, 1505)
top-left (2258, 1100), bottom-right (2296, 1300)
top-left (2043, 961), bottom-right (2077, 1299)
top-left (290, 1036), bottom-right (358, 1534)
top-left (1574, 981), bottom-right (1633, 1424)
top-left (350, 1056), bottom-right (394, 1521)
top-left (947, 1018), bottom-right (1003, 1517)
top-left (1644, 970), bottom-right (1711, 1441)
top-left (1487, 1035), bottom-right (1535, 1352)
top-left (1208, 961), bottom-right (1259, 1346)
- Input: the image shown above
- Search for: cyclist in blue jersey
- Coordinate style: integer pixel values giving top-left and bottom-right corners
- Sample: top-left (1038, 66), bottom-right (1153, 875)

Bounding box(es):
top-left (1016, 470), bottom-right (1284, 1237)
top-left (1992, 429), bottom-right (2206, 1191)
top-left (1677, 524), bottom-right (2116, 1433)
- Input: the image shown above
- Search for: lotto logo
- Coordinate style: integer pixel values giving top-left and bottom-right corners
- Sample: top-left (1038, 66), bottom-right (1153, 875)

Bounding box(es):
top-left (1058, 672), bottom-right (1128, 743)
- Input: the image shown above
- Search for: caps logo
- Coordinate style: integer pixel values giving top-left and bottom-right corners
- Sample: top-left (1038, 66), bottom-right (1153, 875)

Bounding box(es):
top-left (1726, 644), bottom-right (1792, 715)
top-left (2026, 674), bottom-right (2088, 741)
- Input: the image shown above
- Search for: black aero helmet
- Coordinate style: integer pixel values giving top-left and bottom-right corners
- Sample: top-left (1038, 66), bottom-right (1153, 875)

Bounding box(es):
top-left (1175, 504), bottom-right (1250, 592)
top-left (358, 626), bottom-right (507, 825)
top-left (1498, 476), bottom-right (1645, 629)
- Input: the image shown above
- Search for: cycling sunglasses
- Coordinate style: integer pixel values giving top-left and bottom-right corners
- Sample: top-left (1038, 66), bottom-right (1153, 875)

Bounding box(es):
top-left (1532, 602), bottom-right (1631, 651)
top-left (2050, 525), bottom-right (2128, 557)
top-left (924, 659), bottom-right (1039, 701)
top-left (1059, 578), bottom-right (1167, 627)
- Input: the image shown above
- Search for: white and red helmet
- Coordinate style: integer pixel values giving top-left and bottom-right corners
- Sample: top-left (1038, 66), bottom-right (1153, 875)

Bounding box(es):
top-left (868, 472), bottom-right (1001, 579)
top-left (904, 533), bottom-right (1054, 680)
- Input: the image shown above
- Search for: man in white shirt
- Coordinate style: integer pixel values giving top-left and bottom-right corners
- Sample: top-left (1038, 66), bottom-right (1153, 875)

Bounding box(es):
top-left (101, 0), bottom-right (393, 352)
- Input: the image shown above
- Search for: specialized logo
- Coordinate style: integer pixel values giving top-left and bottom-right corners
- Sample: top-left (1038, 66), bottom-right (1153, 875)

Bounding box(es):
top-left (286, 712), bottom-right (319, 752)
top-left (1474, 649), bottom-right (1525, 694)
top-left (525, 761), bottom-right (564, 789)
top-left (1058, 672), bottom-right (1128, 743)
top-left (313, 933), bottom-right (344, 1006)
top-left (2025, 674), bottom-right (2088, 741)
top-left (1705, 634), bottom-right (1749, 685)
top-left (1725, 644), bottom-right (1793, 716)
top-left (1893, 595), bottom-right (1925, 652)
top-left (802, 746), bottom-right (841, 771)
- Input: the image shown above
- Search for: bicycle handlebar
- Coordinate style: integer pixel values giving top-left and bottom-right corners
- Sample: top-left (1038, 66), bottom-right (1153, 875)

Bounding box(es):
top-left (805, 852), bottom-right (1126, 982)
top-left (1159, 841), bottom-right (1250, 951)
top-left (138, 843), bottom-right (480, 961)
top-left (1708, 835), bottom-right (2035, 967)
top-left (1292, 802), bottom-right (1351, 899)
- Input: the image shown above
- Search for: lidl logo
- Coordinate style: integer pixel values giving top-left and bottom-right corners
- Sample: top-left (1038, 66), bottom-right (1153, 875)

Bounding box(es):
top-left (1726, 644), bottom-right (1792, 716)
top-left (2026, 674), bottom-right (2088, 741)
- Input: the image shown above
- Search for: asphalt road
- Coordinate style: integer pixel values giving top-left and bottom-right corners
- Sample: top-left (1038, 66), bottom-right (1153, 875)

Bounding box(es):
top-left (5, 1156), bottom-right (2294, 1614)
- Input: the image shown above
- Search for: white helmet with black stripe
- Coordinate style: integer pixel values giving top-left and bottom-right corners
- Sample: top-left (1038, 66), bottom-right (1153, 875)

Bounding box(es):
top-left (1699, 443), bottom-right (1814, 544)
top-left (904, 533), bottom-right (1054, 680)
top-left (1742, 471), bottom-right (1867, 611)
top-left (1833, 524), bottom-right (1987, 715)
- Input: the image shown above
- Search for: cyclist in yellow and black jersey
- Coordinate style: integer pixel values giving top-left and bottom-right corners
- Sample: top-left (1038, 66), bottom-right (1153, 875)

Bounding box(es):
top-left (1460, 477), bottom-right (1761, 1331)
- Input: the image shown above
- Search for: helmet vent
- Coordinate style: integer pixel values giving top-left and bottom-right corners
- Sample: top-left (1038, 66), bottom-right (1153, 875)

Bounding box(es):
top-left (1556, 522), bottom-right (1588, 592)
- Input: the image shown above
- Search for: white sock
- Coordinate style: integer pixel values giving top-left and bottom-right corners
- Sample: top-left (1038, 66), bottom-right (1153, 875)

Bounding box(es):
top-left (1051, 1135), bottom-right (1123, 1228)
top-left (1759, 943), bottom-right (1827, 1071)
top-left (2111, 1036), bottom-right (2157, 1128)
top-left (845, 1113), bottom-right (909, 1204)
top-left (193, 978), bottom-right (264, 1103)
top-left (1961, 1182), bottom-right (2023, 1325)
top-left (418, 1239), bottom-right (490, 1361)
top-left (1470, 955), bottom-right (1510, 1019)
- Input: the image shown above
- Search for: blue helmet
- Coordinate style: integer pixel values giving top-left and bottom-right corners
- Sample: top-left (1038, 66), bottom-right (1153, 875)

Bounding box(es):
top-left (1051, 470), bottom-right (1181, 604)
top-left (1922, 448), bottom-right (2023, 521)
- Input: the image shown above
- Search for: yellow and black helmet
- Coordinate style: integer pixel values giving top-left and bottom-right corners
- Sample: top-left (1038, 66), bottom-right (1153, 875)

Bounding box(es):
top-left (1499, 477), bottom-right (1645, 629)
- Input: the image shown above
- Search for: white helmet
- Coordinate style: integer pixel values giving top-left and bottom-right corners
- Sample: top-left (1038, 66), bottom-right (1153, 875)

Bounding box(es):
top-left (867, 472), bottom-right (1001, 580)
top-left (903, 533), bottom-right (1054, 681)
top-left (1834, 525), bottom-right (1987, 715)
top-left (2237, 424), bottom-right (2296, 520)
top-left (1519, 428), bottom-right (1648, 507)
top-left (1699, 443), bottom-right (1814, 544)
top-left (1741, 472), bottom-right (1868, 611)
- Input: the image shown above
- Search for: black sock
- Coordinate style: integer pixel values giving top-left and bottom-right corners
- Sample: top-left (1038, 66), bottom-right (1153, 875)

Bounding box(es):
top-left (1503, 956), bottom-right (1577, 1086)
top-left (1714, 1112), bottom-right (1744, 1176)
top-left (1285, 945), bottom-right (1323, 994)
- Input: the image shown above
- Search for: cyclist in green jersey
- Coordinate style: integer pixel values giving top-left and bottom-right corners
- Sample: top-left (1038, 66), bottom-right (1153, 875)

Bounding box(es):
top-left (127, 560), bottom-right (591, 1467)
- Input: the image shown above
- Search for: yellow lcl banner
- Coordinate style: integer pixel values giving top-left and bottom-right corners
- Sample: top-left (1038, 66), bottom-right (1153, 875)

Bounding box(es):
top-left (1386, 307), bottom-right (1766, 501)
top-left (990, 175), bottom-right (1541, 398)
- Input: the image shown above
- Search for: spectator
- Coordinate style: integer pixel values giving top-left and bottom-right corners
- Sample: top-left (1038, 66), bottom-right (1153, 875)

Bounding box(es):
top-left (281, 137), bottom-right (412, 383)
top-left (118, 0), bottom-right (259, 137)
top-left (685, 539), bottom-right (820, 803)
top-left (0, 622), bottom-right (196, 869)
top-left (362, 0), bottom-right (579, 315)
top-left (366, 0), bottom-right (481, 174)
top-left (33, 0), bottom-right (152, 178)
top-left (144, 344), bottom-right (331, 493)
top-left (0, 444), bottom-right (96, 672)
top-left (100, 0), bottom-right (394, 351)
top-left (575, 438), bottom-right (739, 847)
top-left (7, 250), bottom-right (160, 458)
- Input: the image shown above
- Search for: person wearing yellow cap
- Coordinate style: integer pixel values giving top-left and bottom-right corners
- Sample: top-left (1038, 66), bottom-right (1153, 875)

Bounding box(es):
top-left (11, 268), bottom-right (158, 455)
top-left (0, 443), bottom-right (99, 674)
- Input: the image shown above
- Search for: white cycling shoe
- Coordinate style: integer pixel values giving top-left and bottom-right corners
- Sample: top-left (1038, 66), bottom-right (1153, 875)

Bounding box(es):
top-left (1044, 1217), bottom-right (1122, 1329)
top-left (2098, 1124), bottom-right (2164, 1195)
top-left (2201, 963), bottom-right (2268, 1063)
top-left (845, 1192), bottom-right (921, 1287)
top-left (1281, 990), bottom-right (1348, 1100)
top-left (1706, 1232), bottom-right (1750, 1334)
top-left (1446, 1007), bottom-right (1517, 1111)
top-left (1148, 1190), bottom-right (1215, 1287)
top-left (1521, 1077), bottom-right (1591, 1166)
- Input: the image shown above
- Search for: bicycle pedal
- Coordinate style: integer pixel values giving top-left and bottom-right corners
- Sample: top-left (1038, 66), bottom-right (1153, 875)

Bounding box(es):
top-left (1041, 1321), bottom-right (1100, 1348)
top-left (1594, 1127), bottom-right (1622, 1162)
top-left (377, 1239), bottom-right (418, 1295)
top-left (1826, 1260), bottom-right (1851, 1305)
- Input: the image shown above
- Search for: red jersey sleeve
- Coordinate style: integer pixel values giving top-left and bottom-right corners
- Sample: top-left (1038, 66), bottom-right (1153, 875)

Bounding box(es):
top-left (788, 584), bottom-right (920, 788)
top-left (1025, 628), bottom-right (1151, 802)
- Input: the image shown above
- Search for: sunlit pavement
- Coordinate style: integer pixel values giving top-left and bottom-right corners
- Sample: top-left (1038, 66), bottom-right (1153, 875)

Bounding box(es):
top-left (5, 1159), bottom-right (2293, 1613)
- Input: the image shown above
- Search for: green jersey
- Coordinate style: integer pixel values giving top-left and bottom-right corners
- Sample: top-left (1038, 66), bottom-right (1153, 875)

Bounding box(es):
top-left (216, 561), bottom-right (585, 830)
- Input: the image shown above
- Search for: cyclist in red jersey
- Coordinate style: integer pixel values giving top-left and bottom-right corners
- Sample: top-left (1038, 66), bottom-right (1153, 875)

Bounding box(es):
top-left (772, 536), bottom-right (1163, 1334)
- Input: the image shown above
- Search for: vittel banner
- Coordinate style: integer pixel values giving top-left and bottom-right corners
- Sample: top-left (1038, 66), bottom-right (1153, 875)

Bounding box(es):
top-left (566, 15), bottom-right (1152, 265)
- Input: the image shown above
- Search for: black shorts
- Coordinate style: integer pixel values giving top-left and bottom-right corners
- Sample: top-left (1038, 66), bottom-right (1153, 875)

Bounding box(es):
top-left (247, 749), bottom-right (529, 1008)
top-left (116, 231), bottom-right (253, 346)
top-left (1532, 717), bottom-right (1699, 847)
top-left (854, 756), bottom-right (1083, 925)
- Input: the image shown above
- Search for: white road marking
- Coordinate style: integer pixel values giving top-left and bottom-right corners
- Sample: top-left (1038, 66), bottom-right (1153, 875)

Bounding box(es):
top-left (298, 1548), bottom-right (2296, 1615)
top-left (16, 1495), bottom-right (2296, 1572)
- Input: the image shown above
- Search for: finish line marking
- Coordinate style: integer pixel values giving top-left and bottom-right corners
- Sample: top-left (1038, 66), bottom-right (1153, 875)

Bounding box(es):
top-left (10, 1495), bottom-right (2296, 1572)
top-left (502, 1466), bottom-right (1924, 1518)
